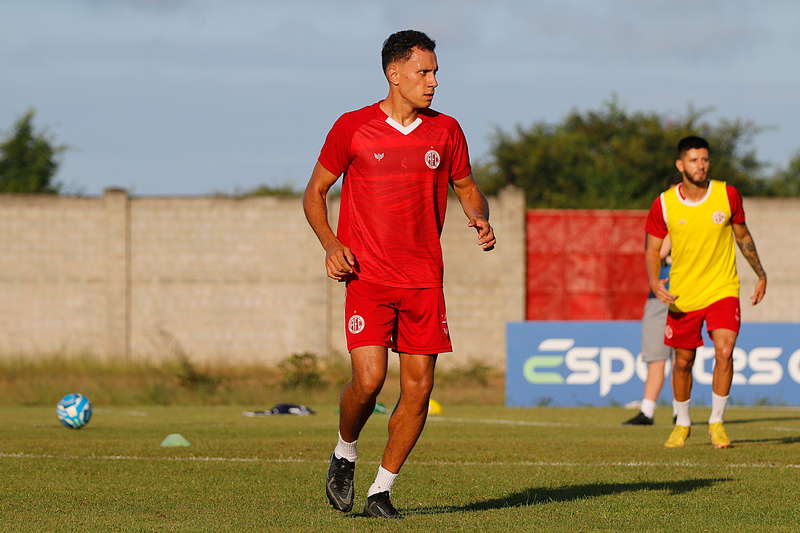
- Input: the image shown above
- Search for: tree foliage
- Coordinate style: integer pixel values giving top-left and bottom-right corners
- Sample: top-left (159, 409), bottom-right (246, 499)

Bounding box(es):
top-left (763, 150), bottom-right (800, 197)
top-left (0, 109), bottom-right (67, 194)
top-left (474, 97), bottom-right (777, 209)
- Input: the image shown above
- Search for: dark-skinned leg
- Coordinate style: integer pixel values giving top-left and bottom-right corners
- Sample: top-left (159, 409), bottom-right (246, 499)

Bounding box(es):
top-left (671, 347), bottom-right (696, 402)
top-left (362, 353), bottom-right (436, 518)
top-left (710, 328), bottom-right (737, 397)
top-left (665, 347), bottom-right (697, 447)
top-left (708, 328), bottom-right (736, 448)
top-left (327, 346), bottom-right (389, 513)
top-left (338, 345), bottom-right (389, 443)
top-left (380, 352), bottom-right (437, 474)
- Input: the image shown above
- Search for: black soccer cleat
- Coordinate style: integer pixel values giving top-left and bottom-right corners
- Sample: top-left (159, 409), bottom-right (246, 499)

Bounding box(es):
top-left (326, 452), bottom-right (355, 512)
top-left (363, 491), bottom-right (404, 519)
top-left (622, 412), bottom-right (654, 426)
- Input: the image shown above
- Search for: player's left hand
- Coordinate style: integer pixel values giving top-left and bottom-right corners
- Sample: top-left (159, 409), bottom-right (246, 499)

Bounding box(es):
top-left (751, 277), bottom-right (767, 305)
top-left (468, 217), bottom-right (495, 251)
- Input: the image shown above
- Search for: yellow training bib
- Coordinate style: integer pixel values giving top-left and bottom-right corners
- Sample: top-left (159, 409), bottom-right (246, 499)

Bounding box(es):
top-left (661, 179), bottom-right (739, 312)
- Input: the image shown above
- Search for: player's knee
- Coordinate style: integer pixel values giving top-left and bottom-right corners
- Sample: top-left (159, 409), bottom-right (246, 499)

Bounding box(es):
top-left (714, 349), bottom-right (734, 371)
top-left (403, 373), bottom-right (435, 398)
top-left (352, 373), bottom-right (384, 399)
top-left (715, 344), bottom-right (734, 360)
top-left (673, 358), bottom-right (694, 373)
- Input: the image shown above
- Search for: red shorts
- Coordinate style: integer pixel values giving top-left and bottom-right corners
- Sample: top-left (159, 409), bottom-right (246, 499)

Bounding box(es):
top-left (344, 280), bottom-right (452, 355)
top-left (665, 296), bottom-right (741, 349)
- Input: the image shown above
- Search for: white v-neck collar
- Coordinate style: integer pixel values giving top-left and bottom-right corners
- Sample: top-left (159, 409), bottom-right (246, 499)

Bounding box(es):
top-left (676, 180), bottom-right (713, 206)
top-left (385, 116), bottom-right (422, 135)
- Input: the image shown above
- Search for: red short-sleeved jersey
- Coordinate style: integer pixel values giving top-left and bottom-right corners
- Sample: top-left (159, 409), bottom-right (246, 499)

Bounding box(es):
top-left (318, 102), bottom-right (472, 289)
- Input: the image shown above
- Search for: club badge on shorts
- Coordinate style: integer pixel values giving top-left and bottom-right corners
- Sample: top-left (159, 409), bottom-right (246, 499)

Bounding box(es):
top-left (349, 314), bottom-right (365, 334)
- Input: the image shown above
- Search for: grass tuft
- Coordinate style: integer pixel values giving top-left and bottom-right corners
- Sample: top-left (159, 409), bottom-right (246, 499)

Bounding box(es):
top-left (278, 352), bottom-right (326, 390)
top-left (0, 352), bottom-right (504, 408)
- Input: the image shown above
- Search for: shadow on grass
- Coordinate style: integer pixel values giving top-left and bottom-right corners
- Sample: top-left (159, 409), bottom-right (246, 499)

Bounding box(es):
top-left (408, 478), bottom-right (730, 516)
top-left (724, 416), bottom-right (800, 425)
top-left (733, 435), bottom-right (800, 445)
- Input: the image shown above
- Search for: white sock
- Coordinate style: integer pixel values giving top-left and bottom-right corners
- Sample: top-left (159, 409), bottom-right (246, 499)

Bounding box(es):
top-left (674, 399), bottom-right (691, 427)
top-left (672, 399), bottom-right (679, 418)
top-left (367, 466), bottom-right (398, 497)
top-left (640, 399), bottom-right (657, 419)
top-left (333, 431), bottom-right (358, 462)
top-left (709, 392), bottom-right (729, 424)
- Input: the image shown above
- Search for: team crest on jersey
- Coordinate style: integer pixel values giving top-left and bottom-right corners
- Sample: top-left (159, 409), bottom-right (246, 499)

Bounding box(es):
top-left (374, 153), bottom-right (384, 161)
top-left (425, 149), bottom-right (441, 169)
top-left (665, 325), bottom-right (673, 339)
top-left (712, 211), bottom-right (726, 224)
top-left (349, 315), bottom-right (365, 334)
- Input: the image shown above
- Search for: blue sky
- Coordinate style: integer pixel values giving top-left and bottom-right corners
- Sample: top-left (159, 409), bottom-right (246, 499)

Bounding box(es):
top-left (2, 0), bottom-right (798, 196)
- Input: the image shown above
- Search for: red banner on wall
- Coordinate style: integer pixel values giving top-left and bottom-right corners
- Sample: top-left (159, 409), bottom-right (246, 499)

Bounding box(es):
top-left (526, 210), bottom-right (650, 320)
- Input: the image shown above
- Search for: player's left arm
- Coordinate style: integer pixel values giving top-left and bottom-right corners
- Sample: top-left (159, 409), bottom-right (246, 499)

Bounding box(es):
top-left (451, 173), bottom-right (496, 251)
top-left (732, 221), bottom-right (767, 305)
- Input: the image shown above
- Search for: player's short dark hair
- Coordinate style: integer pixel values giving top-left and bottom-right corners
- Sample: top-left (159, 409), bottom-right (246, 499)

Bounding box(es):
top-left (381, 30), bottom-right (436, 74)
top-left (677, 136), bottom-right (710, 157)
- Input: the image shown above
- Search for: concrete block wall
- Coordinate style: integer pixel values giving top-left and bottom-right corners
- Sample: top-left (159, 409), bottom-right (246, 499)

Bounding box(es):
top-left (127, 194), bottom-right (331, 364)
top-left (0, 195), bottom-right (108, 355)
top-left (737, 197), bottom-right (800, 322)
top-left (0, 190), bottom-right (793, 369)
top-left (0, 187), bottom-right (526, 368)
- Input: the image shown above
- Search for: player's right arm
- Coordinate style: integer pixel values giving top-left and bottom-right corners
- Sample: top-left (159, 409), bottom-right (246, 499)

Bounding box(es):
top-left (644, 195), bottom-right (676, 305)
top-left (646, 233), bottom-right (675, 305)
top-left (660, 234), bottom-right (672, 262)
top-left (303, 162), bottom-right (355, 280)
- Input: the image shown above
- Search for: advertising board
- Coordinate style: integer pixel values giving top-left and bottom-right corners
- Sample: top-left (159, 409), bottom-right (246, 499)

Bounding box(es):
top-left (507, 322), bottom-right (800, 407)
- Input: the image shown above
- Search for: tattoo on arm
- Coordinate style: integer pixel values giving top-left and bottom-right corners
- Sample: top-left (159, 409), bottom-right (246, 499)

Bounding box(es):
top-left (736, 238), bottom-right (767, 279)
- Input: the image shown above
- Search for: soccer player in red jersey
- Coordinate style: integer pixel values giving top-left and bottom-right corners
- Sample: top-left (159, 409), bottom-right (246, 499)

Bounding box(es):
top-left (304, 30), bottom-right (496, 518)
top-left (645, 136), bottom-right (767, 449)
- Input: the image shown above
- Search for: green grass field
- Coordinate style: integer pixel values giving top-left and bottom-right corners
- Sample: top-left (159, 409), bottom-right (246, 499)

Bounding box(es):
top-left (2, 402), bottom-right (800, 532)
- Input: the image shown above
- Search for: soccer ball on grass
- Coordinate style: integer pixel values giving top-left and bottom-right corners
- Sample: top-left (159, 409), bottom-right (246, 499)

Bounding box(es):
top-left (56, 393), bottom-right (92, 429)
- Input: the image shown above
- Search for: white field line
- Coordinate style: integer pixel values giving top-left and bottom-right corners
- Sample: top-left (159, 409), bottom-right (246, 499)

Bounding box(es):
top-left (2, 452), bottom-right (800, 469)
top-left (0, 452), bottom-right (288, 463)
top-left (427, 417), bottom-right (579, 428)
top-left (427, 417), bottom-right (800, 433)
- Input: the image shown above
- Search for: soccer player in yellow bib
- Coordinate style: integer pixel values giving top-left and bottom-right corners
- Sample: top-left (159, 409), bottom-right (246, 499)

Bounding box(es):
top-left (644, 136), bottom-right (767, 449)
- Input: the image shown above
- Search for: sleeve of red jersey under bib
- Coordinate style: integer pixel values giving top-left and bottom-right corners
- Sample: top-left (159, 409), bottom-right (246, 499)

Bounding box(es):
top-left (448, 119), bottom-right (472, 181)
top-left (317, 115), bottom-right (353, 178)
top-left (726, 184), bottom-right (745, 224)
top-left (644, 195), bottom-right (668, 238)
